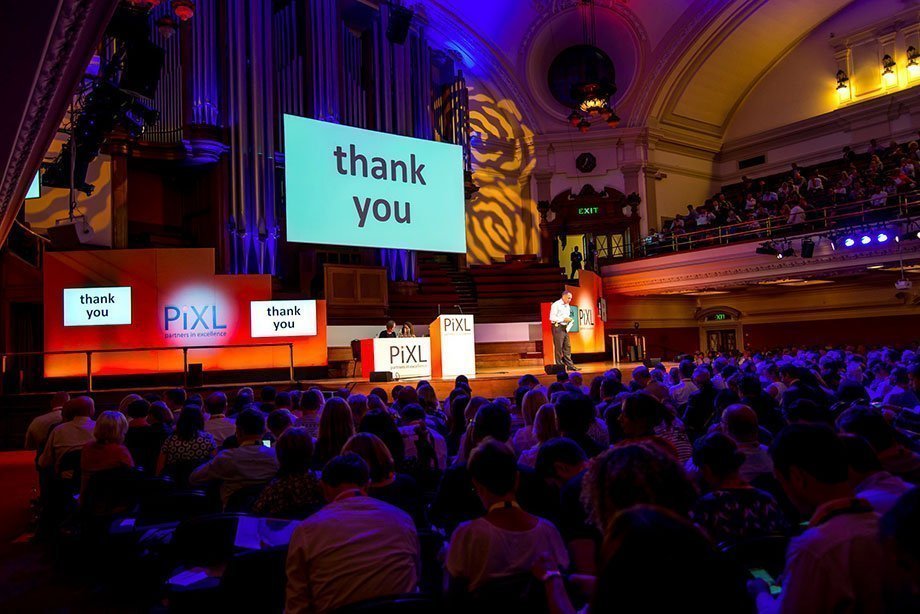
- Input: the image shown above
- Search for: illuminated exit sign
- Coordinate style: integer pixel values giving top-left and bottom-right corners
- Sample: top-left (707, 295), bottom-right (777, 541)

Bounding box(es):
top-left (578, 207), bottom-right (599, 215)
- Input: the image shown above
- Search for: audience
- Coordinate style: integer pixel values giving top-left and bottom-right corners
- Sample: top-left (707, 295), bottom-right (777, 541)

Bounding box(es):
top-left (189, 408), bottom-right (279, 506)
top-left (38, 396), bottom-right (96, 476)
top-left (252, 427), bottom-right (323, 518)
top-left (22, 341), bottom-right (920, 611)
top-left (446, 439), bottom-right (568, 594)
top-left (756, 424), bottom-right (886, 612)
top-left (24, 391), bottom-right (69, 456)
top-left (203, 391), bottom-right (236, 445)
top-left (155, 406), bottom-right (216, 476)
top-left (689, 432), bottom-right (784, 544)
top-left (285, 453), bottom-right (418, 613)
top-left (79, 410), bottom-right (134, 495)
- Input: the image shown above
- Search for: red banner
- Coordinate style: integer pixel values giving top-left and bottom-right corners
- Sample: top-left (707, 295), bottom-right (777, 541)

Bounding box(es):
top-left (43, 248), bottom-right (327, 377)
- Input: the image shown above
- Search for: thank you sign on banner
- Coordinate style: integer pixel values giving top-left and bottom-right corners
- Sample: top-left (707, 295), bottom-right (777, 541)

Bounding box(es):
top-left (250, 300), bottom-right (318, 338)
top-left (63, 287), bottom-right (132, 327)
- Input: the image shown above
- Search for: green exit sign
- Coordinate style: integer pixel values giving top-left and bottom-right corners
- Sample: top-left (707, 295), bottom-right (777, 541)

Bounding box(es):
top-left (578, 207), bottom-right (599, 215)
top-left (706, 312), bottom-right (729, 321)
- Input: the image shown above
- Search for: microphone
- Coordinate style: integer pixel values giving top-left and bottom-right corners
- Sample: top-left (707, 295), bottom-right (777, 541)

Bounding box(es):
top-left (454, 304), bottom-right (463, 314)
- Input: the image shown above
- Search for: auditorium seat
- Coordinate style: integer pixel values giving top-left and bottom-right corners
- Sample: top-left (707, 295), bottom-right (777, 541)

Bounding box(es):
top-left (331, 593), bottom-right (439, 613)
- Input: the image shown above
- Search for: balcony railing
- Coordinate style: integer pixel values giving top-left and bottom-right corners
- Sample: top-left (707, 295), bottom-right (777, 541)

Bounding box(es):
top-left (606, 189), bottom-right (920, 261)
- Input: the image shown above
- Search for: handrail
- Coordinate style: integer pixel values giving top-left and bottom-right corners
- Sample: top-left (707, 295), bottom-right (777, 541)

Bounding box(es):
top-left (1, 341), bottom-right (298, 393)
top-left (618, 188), bottom-right (920, 260)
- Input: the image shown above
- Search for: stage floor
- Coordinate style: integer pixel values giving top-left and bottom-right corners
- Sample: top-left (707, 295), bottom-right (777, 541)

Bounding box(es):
top-left (302, 361), bottom-right (647, 398)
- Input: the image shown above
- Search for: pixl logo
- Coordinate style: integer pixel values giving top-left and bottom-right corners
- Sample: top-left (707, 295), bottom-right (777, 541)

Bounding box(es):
top-left (164, 305), bottom-right (227, 331)
top-left (442, 317), bottom-right (472, 334)
top-left (389, 344), bottom-right (427, 365)
top-left (578, 307), bottom-right (595, 330)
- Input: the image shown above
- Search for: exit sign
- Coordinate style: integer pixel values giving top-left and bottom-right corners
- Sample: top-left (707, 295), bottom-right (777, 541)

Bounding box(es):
top-left (578, 207), bottom-right (599, 215)
top-left (706, 312), bottom-right (729, 321)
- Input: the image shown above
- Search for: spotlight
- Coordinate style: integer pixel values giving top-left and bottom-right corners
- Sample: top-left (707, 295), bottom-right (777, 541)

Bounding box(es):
top-left (756, 242), bottom-right (778, 256)
top-left (843, 237), bottom-right (856, 248)
top-left (877, 232), bottom-right (889, 243)
top-left (778, 247), bottom-right (795, 259)
top-left (800, 238), bottom-right (815, 258)
top-left (860, 235), bottom-right (872, 245)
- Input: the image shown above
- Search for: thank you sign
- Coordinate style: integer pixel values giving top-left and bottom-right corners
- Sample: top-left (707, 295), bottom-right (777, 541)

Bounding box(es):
top-left (283, 114), bottom-right (466, 252)
top-left (250, 300), bottom-right (318, 338)
top-left (63, 287), bottom-right (132, 326)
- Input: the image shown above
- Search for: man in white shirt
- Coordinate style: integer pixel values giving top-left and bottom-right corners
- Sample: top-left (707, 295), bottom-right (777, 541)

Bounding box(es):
top-left (37, 396), bottom-right (96, 475)
top-left (285, 454), bottom-right (418, 613)
top-left (202, 391), bottom-right (236, 445)
top-left (548, 290), bottom-right (577, 371)
top-left (24, 391), bottom-right (70, 455)
top-left (753, 424), bottom-right (886, 613)
top-left (668, 361), bottom-right (699, 406)
top-left (189, 408), bottom-right (279, 506)
top-left (787, 202), bottom-right (806, 225)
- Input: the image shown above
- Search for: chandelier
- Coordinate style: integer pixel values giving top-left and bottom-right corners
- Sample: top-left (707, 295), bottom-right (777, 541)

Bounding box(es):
top-left (565, 0), bottom-right (618, 132)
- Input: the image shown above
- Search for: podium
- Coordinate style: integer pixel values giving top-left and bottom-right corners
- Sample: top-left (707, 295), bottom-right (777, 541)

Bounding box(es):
top-left (430, 314), bottom-right (476, 378)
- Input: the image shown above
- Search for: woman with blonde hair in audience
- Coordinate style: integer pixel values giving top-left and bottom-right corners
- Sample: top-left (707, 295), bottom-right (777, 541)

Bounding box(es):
top-left (519, 404), bottom-right (559, 468)
top-left (81, 410), bottom-right (134, 494)
top-left (343, 432), bottom-right (423, 525)
top-left (314, 397), bottom-right (355, 468)
top-left (511, 387), bottom-right (548, 454)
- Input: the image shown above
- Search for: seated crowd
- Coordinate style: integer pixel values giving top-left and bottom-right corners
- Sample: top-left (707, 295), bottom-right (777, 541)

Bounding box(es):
top-left (22, 345), bottom-right (920, 612)
top-left (644, 134), bottom-right (920, 252)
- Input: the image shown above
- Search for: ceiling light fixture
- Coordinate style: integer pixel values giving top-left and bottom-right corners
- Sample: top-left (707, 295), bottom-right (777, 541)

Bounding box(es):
top-left (908, 46), bottom-right (920, 80)
top-left (836, 69), bottom-right (851, 103)
top-left (564, 0), bottom-right (619, 132)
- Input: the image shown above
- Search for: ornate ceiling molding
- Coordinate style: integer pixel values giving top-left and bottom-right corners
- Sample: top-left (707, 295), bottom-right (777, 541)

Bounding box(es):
top-left (0, 0), bottom-right (119, 247)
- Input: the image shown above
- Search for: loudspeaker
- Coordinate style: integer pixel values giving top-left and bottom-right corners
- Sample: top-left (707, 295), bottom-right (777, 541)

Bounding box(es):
top-left (386, 4), bottom-right (414, 44)
top-left (544, 365), bottom-right (567, 375)
top-left (47, 222), bottom-right (86, 250)
top-left (370, 370), bottom-right (394, 382)
top-left (187, 363), bottom-right (203, 388)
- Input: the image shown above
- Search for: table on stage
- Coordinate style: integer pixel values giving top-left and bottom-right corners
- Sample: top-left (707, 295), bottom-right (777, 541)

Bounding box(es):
top-left (360, 314), bottom-right (476, 380)
top-left (361, 337), bottom-right (432, 380)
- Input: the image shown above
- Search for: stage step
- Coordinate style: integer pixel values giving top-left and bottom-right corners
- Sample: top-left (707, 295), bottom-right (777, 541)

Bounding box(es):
top-left (474, 352), bottom-right (544, 367)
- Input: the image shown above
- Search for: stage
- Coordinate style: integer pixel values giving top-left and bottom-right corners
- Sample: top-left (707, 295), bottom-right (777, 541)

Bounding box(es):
top-left (304, 361), bottom-right (648, 399)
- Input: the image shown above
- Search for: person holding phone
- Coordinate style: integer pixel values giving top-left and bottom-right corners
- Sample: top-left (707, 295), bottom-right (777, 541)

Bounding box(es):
top-left (549, 290), bottom-right (577, 371)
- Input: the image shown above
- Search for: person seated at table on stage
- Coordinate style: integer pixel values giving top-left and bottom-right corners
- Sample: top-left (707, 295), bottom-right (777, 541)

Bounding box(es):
top-left (379, 320), bottom-right (398, 339)
top-left (398, 321), bottom-right (416, 338)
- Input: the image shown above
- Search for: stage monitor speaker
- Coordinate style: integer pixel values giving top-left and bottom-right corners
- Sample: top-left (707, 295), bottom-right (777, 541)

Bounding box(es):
top-left (370, 370), bottom-right (394, 382)
top-left (187, 363), bottom-right (203, 388)
top-left (544, 365), bottom-right (567, 375)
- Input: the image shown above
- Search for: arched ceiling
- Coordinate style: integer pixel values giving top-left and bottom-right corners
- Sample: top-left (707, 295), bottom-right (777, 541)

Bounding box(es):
top-left (422, 0), bottom-right (860, 140)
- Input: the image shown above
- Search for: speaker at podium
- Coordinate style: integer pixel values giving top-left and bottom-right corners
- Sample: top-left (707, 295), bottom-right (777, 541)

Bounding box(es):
top-left (430, 314), bottom-right (476, 379)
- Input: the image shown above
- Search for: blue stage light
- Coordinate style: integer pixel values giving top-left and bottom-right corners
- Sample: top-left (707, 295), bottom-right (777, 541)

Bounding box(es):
top-left (860, 235), bottom-right (871, 245)
top-left (843, 237), bottom-right (855, 247)
top-left (877, 232), bottom-right (889, 243)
